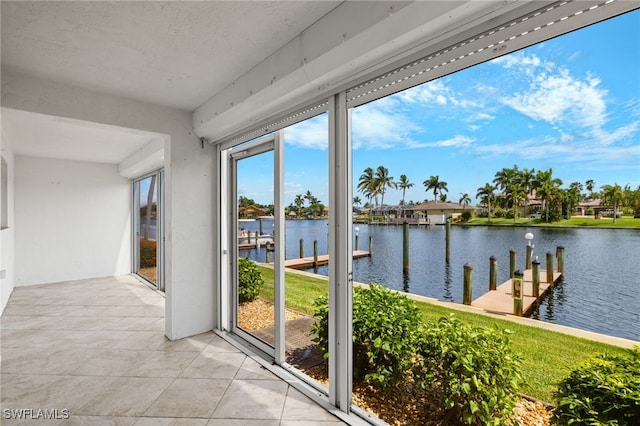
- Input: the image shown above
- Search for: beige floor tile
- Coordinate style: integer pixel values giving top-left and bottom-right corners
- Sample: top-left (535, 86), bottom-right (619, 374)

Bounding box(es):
top-left (135, 418), bottom-right (209, 426)
top-left (202, 336), bottom-right (243, 353)
top-left (281, 387), bottom-right (341, 422)
top-left (62, 416), bottom-right (137, 425)
top-left (233, 357), bottom-right (277, 380)
top-left (155, 332), bottom-right (214, 352)
top-left (69, 349), bottom-right (153, 376)
top-left (179, 352), bottom-right (246, 379)
top-left (144, 378), bottom-right (231, 418)
top-left (207, 420), bottom-right (279, 426)
top-left (75, 377), bottom-right (173, 417)
top-left (1, 347), bottom-right (92, 375)
top-left (111, 331), bottom-right (166, 350)
top-left (125, 351), bottom-right (199, 378)
top-left (211, 380), bottom-right (289, 420)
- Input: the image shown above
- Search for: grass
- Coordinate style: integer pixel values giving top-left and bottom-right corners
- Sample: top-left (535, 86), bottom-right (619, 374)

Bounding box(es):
top-left (464, 216), bottom-right (640, 228)
top-left (256, 264), bottom-right (632, 403)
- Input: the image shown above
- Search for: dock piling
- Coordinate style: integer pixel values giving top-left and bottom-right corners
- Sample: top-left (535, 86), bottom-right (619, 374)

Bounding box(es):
top-left (526, 244), bottom-right (533, 270)
top-left (532, 259), bottom-right (540, 298)
top-left (489, 256), bottom-right (497, 291)
top-left (557, 245), bottom-right (565, 274)
top-left (463, 263), bottom-right (473, 305)
top-left (313, 240), bottom-right (319, 270)
top-left (369, 236), bottom-right (373, 255)
top-left (512, 270), bottom-right (524, 316)
top-left (546, 252), bottom-right (554, 286)
top-left (266, 242), bottom-right (272, 263)
top-left (403, 222), bottom-right (409, 274)
top-left (299, 238), bottom-right (304, 259)
top-left (509, 250), bottom-right (517, 278)
top-left (445, 217), bottom-right (451, 263)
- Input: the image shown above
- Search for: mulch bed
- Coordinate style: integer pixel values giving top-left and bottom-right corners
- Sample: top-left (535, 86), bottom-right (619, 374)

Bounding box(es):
top-left (238, 298), bottom-right (553, 425)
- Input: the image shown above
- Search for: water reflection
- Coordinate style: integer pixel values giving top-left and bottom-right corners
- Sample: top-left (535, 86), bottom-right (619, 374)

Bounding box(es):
top-left (443, 263), bottom-right (453, 302)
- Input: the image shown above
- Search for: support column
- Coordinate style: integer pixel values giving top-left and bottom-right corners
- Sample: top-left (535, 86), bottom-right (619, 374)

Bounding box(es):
top-left (328, 92), bottom-right (352, 412)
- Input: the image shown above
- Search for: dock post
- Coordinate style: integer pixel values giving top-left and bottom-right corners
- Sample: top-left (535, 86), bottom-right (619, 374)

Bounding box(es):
top-left (266, 242), bottom-right (271, 263)
top-left (355, 227), bottom-right (359, 251)
top-left (403, 222), bottom-right (409, 274)
top-left (489, 256), bottom-right (497, 291)
top-left (513, 270), bottom-right (524, 316)
top-left (254, 232), bottom-right (259, 248)
top-left (463, 263), bottom-right (473, 305)
top-left (369, 236), bottom-right (373, 255)
top-left (509, 250), bottom-right (517, 278)
top-left (259, 218), bottom-right (263, 235)
top-left (299, 238), bottom-right (304, 258)
top-left (526, 244), bottom-right (533, 270)
top-left (532, 259), bottom-right (540, 298)
top-left (313, 240), bottom-right (319, 269)
top-left (546, 252), bottom-right (554, 286)
top-left (445, 217), bottom-right (451, 263)
top-left (556, 245), bottom-right (565, 274)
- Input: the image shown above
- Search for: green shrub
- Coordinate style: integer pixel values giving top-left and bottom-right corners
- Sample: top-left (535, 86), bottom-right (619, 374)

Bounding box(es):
top-left (553, 348), bottom-right (640, 425)
top-left (461, 210), bottom-right (472, 222)
top-left (311, 284), bottom-right (421, 388)
top-left (139, 238), bottom-right (157, 267)
top-left (412, 315), bottom-right (522, 425)
top-left (238, 257), bottom-right (264, 303)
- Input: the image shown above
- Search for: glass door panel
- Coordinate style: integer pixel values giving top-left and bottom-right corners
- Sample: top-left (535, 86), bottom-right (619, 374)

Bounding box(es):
top-left (134, 172), bottom-right (162, 288)
top-left (231, 142), bottom-right (277, 355)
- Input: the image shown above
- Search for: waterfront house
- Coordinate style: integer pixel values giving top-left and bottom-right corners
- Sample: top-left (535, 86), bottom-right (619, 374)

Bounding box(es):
top-left (1, 2), bottom-right (634, 424)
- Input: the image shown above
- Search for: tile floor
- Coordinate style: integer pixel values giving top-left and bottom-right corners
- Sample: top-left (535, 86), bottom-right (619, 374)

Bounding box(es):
top-left (1, 275), bottom-right (347, 425)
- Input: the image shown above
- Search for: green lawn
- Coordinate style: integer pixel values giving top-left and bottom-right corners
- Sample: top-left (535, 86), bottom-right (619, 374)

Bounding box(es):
top-left (464, 216), bottom-right (640, 228)
top-left (257, 265), bottom-right (632, 403)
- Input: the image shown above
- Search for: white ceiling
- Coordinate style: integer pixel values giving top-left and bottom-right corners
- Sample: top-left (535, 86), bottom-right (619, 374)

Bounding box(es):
top-left (0, 1), bottom-right (341, 164)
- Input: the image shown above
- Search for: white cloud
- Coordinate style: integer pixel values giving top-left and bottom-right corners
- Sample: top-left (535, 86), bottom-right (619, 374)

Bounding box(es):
top-left (283, 114), bottom-right (328, 150)
top-left (407, 135), bottom-right (476, 149)
top-left (352, 100), bottom-right (421, 149)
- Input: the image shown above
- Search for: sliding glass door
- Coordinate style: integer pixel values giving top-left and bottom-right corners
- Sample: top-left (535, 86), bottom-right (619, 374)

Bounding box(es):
top-left (133, 170), bottom-right (164, 290)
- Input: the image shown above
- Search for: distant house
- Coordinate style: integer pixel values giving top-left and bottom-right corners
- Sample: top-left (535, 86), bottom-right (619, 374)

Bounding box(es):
top-left (370, 201), bottom-right (471, 225)
top-left (239, 205), bottom-right (268, 218)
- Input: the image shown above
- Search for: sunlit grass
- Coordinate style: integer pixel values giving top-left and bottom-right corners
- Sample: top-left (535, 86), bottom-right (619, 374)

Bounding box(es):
top-left (465, 216), bottom-right (639, 228)
top-left (259, 264), bottom-right (632, 402)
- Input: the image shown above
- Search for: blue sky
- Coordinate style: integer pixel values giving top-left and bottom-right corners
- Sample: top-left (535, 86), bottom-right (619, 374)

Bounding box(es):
top-left (241, 10), bottom-right (639, 207)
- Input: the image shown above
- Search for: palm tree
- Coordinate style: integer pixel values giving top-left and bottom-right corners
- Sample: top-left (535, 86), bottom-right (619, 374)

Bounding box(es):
top-left (353, 196), bottom-right (362, 209)
top-left (518, 167), bottom-right (536, 215)
top-left (536, 168), bottom-right (562, 222)
top-left (423, 175), bottom-right (447, 201)
top-left (459, 193), bottom-right (471, 209)
top-left (397, 174), bottom-right (414, 206)
top-left (476, 183), bottom-right (497, 222)
top-left (357, 167), bottom-right (375, 208)
top-left (493, 166), bottom-right (523, 222)
top-left (585, 179), bottom-right (595, 200)
top-left (294, 194), bottom-right (305, 216)
top-left (564, 182), bottom-right (583, 219)
top-left (374, 166), bottom-right (396, 208)
top-left (601, 183), bottom-right (623, 223)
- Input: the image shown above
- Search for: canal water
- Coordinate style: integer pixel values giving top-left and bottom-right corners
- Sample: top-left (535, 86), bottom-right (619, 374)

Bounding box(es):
top-left (240, 220), bottom-right (639, 341)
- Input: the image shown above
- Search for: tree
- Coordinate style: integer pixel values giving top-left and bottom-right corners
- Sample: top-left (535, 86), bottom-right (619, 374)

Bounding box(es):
top-left (423, 175), bottom-right (448, 201)
top-left (564, 182), bottom-right (583, 219)
top-left (585, 179), bottom-right (595, 200)
top-left (536, 168), bottom-right (563, 222)
top-left (143, 174), bottom-right (156, 239)
top-left (459, 193), bottom-right (471, 210)
top-left (374, 166), bottom-right (396, 208)
top-left (601, 183), bottom-right (623, 223)
top-left (476, 183), bottom-right (497, 223)
top-left (358, 167), bottom-right (376, 208)
top-left (493, 166), bottom-right (524, 223)
top-left (518, 167), bottom-right (536, 215)
top-left (294, 194), bottom-right (305, 216)
top-left (353, 196), bottom-right (362, 209)
top-left (397, 174), bottom-right (414, 206)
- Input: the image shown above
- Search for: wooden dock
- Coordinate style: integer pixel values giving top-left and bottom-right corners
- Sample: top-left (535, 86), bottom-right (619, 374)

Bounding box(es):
top-left (472, 269), bottom-right (562, 316)
top-left (284, 250), bottom-right (370, 270)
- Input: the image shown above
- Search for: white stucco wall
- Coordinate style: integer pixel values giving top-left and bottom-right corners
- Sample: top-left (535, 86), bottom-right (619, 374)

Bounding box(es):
top-left (14, 156), bottom-right (131, 286)
top-left (2, 69), bottom-right (215, 340)
top-left (0, 128), bottom-right (16, 312)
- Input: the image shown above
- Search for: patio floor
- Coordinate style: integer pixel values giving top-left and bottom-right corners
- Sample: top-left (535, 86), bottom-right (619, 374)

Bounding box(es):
top-left (1, 275), bottom-right (346, 425)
